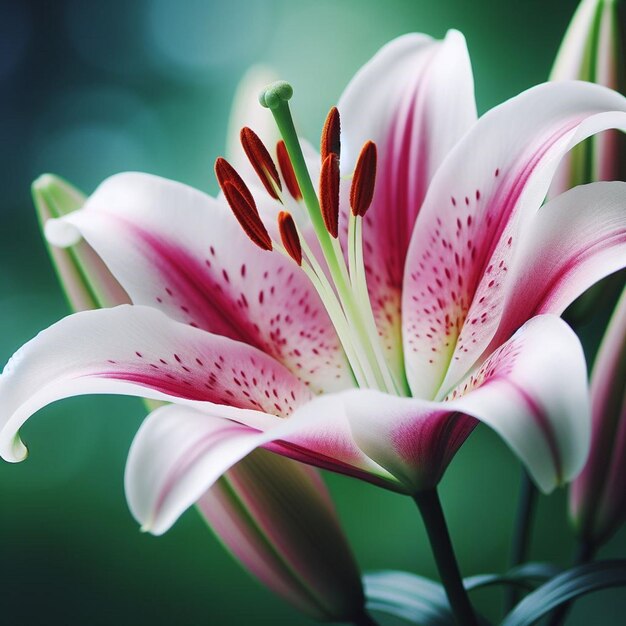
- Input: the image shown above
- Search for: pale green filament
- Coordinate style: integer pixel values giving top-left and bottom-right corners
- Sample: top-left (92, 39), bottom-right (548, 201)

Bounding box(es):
top-left (347, 213), bottom-right (409, 396)
top-left (272, 235), bottom-right (367, 388)
top-left (294, 224), bottom-right (381, 390)
top-left (261, 81), bottom-right (404, 395)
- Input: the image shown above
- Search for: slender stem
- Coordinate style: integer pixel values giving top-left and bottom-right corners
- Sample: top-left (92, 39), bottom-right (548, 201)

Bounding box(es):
top-left (414, 490), bottom-right (479, 626)
top-left (546, 540), bottom-right (596, 626)
top-left (504, 468), bottom-right (538, 611)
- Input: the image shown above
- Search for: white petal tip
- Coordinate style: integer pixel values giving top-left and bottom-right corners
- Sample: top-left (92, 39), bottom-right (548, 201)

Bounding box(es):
top-left (44, 217), bottom-right (82, 248)
top-left (0, 434), bottom-right (28, 463)
top-left (139, 519), bottom-right (166, 536)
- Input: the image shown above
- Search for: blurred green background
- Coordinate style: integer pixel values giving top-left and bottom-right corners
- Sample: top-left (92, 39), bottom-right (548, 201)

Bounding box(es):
top-left (0, 0), bottom-right (624, 624)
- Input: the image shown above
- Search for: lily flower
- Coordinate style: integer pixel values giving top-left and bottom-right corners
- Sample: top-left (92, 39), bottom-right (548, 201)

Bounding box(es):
top-left (570, 286), bottom-right (626, 548)
top-left (2, 30), bottom-right (626, 539)
top-left (29, 98), bottom-right (366, 622)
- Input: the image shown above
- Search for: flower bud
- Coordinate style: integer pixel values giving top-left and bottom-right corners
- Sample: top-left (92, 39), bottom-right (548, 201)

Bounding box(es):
top-left (32, 173), bottom-right (131, 310)
top-left (550, 0), bottom-right (626, 323)
top-left (198, 450), bottom-right (365, 621)
top-left (550, 0), bottom-right (626, 196)
top-left (570, 287), bottom-right (626, 546)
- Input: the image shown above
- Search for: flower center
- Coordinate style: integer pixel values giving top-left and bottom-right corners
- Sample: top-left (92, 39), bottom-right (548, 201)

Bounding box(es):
top-left (216, 81), bottom-right (408, 396)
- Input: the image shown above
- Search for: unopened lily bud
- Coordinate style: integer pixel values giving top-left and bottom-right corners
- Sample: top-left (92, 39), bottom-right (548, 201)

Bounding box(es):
top-left (33, 173), bottom-right (130, 310)
top-left (550, 0), bottom-right (626, 196)
top-left (198, 450), bottom-right (365, 622)
top-left (570, 287), bottom-right (626, 547)
top-left (550, 0), bottom-right (626, 323)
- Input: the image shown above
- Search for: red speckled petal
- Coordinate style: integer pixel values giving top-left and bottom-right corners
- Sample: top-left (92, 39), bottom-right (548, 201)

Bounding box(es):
top-left (329, 316), bottom-right (590, 494)
top-left (483, 182), bottom-right (626, 359)
top-left (338, 31), bottom-right (476, 381)
top-left (402, 81), bottom-right (626, 400)
top-left (0, 305), bottom-right (311, 462)
top-left (52, 173), bottom-right (351, 393)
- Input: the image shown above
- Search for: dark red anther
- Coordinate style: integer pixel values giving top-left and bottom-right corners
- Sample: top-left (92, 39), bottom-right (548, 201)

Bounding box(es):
top-left (319, 152), bottom-right (340, 238)
top-left (320, 106), bottom-right (341, 162)
top-left (350, 141), bottom-right (377, 217)
top-left (276, 140), bottom-right (302, 201)
top-left (278, 211), bottom-right (302, 265)
top-left (240, 127), bottom-right (282, 200)
top-left (215, 157), bottom-right (256, 209)
top-left (221, 180), bottom-right (273, 251)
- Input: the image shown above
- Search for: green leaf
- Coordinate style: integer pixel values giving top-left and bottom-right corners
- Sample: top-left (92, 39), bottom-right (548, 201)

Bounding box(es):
top-left (464, 562), bottom-right (561, 593)
top-left (364, 571), bottom-right (453, 625)
top-left (363, 564), bottom-right (560, 625)
top-left (501, 560), bottom-right (626, 626)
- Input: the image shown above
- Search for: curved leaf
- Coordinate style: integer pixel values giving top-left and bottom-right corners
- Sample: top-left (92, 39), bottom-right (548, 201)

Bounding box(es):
top-left (502, 560), bottom-right (626, 626)
top-left (364, 571), bottom-right (453, 625)
top-left (363, 564), bottom-right (560, 625)
top-left (464, 562), bottom-right (561, 593)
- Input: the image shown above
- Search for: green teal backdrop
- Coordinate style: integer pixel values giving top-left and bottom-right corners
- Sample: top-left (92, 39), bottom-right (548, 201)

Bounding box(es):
top-left (0, 0), bottom-right (624, 624)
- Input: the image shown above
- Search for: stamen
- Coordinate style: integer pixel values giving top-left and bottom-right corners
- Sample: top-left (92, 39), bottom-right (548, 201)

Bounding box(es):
top-left (259, 81), bottom-right (404, 394)
top-left (350, 141), bottom-right (377, 217)
top-left (319, 153), bottom-right (340, 238)
top-left (221, 181), bottom-right (273, 251)
top-left (320, 106), bottom-right (341, 162)
top-left (240, 127), bottom-right (282, 200)
top-left (277, 211), bottom-right (302, 265)
top-left (215, 157), bottom-right (256, 209)
top-left (276, 140), bottom-right (302, 201)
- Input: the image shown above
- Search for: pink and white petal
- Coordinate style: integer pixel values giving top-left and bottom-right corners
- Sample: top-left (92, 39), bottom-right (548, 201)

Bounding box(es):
top-left (48, 173), bottom-right (351, 393)
top-left (125, 404), bottom-right (270, 535)
top-left (331, 316), bottom-right (590, 493)
top-left (449, 315), bottom-right (590, 492)
top-left (482, 182), bottom-right (626, 356)
top-left (334, 389), bottom-right (477, 491)
top-left (127, 401), bottom-right (401, 535)
top-left (265, 394), bottom-right (400, 491)
top-left (338, 30), bottom-right (477, 380)
top-left (402, 80), bottom-right (626, 400)
top-left (0, 305), bottom-right (311, 462)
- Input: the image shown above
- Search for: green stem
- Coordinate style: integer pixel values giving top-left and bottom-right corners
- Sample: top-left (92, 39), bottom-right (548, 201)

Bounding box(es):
top-left (414, 490), bottom-right (479, 626)
top-left (504, 468), bottom-right (538, 611)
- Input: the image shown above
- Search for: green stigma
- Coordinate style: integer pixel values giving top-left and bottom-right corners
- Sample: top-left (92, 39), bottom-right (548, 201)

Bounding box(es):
top-left (259, 81), bottom-right (293, 110)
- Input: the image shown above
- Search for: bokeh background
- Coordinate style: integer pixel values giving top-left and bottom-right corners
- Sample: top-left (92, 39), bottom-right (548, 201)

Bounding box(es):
top-left (1, 0), bottom-right (624, 624)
